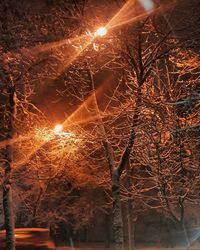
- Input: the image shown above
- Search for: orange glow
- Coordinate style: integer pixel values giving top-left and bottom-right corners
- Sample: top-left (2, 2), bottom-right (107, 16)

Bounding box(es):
top-left (15, 126), bottom-right (77, 168)
top-left (62, 74), bottom-right (115, 128)
top-left (94, 27), bottom-right (108, 37)
top-left (54, 124), bottom-right (63, 135)
top-left (21, 34), bottom-right (93, 90)
top-left (106, 1), bottom-right (173, 30)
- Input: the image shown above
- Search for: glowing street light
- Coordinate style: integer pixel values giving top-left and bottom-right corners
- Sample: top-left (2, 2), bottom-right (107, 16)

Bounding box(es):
top-left (53, 124), bottom-right (76, 139)
top-left (54, 124), bottom-right (63, 135)
top-left (34, 124), bottom-right (78, 159)
top-left (94, 27), bottom-right (108, 37)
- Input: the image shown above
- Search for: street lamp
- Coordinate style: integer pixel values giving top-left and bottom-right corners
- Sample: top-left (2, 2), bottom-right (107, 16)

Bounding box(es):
top-left (53, 124), bottom-right (76, 139)
top-left (35, 124), bottom-right (73, 142)
top-left (54, 124), bottom-right (63, 135)
top-left (34, 124), bottom-right (78, 158)
top-left (94, 27), bottom-right (108, 37)
top-left (92, 26), bottom-right (108, 51)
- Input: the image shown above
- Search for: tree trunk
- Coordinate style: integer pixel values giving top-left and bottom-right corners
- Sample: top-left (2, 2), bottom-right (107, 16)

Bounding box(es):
top-left (1, 1), bottom-right (16, 249)
top-left (181, 220), bottom-right (190, 250)
top-left (112, 169), bottom-right (124, 250)
top-left (3, 146), bottom-right (15, 250)
top-left (126, 160), bottom-right (134, 250)
top-left (127, 199), bottom-right (134, 250)
top-left (2, 73), bottom-right (16, 250)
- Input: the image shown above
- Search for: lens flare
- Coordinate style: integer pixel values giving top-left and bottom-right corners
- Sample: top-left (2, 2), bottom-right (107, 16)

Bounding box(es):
top-left (138, 0), bottom-right (154, 11)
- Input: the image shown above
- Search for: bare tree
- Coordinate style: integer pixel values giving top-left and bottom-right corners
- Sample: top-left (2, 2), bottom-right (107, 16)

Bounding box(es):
top-left (0, 1), bottom-right (17, 249)
top-left (130, 54), bottom-right (200, 248)
top-left (79, 10), bottom-right (177, 248)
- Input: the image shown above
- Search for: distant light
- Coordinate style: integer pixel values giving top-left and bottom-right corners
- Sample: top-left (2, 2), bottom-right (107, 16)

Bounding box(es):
top-left (138, 0), bottom-right (154, 11)
top-left (94, 27), bottom-right (107, 37)
top-left (54, 124), bottom-right (63, 135)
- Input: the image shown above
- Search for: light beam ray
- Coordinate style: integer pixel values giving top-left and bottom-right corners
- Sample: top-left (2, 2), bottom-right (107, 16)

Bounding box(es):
top-left (20, 0), bottom-right (176, 89)
top-left (106, 0), bottom-right (176, 30)
top-left (62, 87), bottom-right (104, 127)
top-left (62, 74), bottom-right (114, 127)
top-left (12, 89), bottom-right (96, 168)
top-left (106, 0), bottom-right (137, 29)
top-left (13, 81), bottom-right (103, 168)
top-left (21, 34), bottom-right (88, 56)
top-left (12, 0), bottom-right (179, 168)
top-left (0, 135), bottom-right (32, 149)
